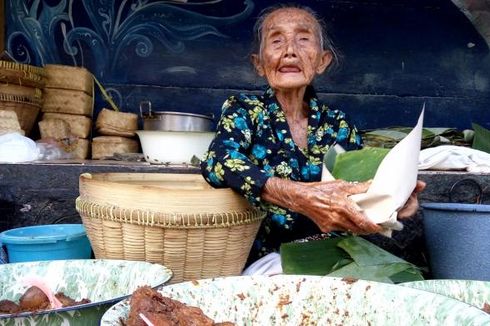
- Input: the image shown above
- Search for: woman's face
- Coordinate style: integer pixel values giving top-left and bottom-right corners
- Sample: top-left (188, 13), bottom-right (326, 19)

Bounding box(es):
top-left (253, 8), bottom-right (332, 91)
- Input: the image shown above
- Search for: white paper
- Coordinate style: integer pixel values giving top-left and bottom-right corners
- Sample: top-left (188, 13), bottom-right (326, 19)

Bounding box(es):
top-left (322, 107), bottom-right (424, 237)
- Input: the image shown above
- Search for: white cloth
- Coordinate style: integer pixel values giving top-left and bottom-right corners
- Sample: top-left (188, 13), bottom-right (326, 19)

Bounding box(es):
top-left (418, 145), bottom-right (490, 173)
top-left (241, 253), bottom-right (283, 276)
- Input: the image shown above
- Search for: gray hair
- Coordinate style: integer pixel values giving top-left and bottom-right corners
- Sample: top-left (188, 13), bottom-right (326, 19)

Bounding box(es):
top-left (251, 4), bottom-right (341, 72)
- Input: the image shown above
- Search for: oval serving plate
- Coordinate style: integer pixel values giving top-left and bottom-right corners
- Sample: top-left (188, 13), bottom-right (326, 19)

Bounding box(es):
top-left (0, 259), bottom-right (172, 326)
top-left (402, 279), bottom-right (490, 312)
top-left (101, 275), bottom-right (490, 325)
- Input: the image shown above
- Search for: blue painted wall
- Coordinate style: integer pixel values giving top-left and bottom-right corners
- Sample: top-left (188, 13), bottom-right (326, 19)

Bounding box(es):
top-left (5, 0), bottom-right (490, 130)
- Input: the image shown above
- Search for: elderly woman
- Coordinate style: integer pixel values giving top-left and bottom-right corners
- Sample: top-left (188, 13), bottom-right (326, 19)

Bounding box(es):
top-left (201, 4), bottom-right (424, 264)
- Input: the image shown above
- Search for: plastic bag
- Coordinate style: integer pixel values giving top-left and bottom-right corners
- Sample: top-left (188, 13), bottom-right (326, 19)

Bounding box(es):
top-left (0, 132), bottom-right (40, 163)
top-left (36, 139), bottom-right (73, 160)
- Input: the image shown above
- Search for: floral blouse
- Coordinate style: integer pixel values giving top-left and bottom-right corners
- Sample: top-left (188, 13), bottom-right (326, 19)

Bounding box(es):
top-left (201, 86), bottom-right (362, 264)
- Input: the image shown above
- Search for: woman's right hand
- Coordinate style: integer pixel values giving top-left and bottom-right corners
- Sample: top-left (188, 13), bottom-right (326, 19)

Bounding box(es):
top-left (298, 180), bottom-right (382, 234)
top-left (262, 178), bottom-right (382, 234)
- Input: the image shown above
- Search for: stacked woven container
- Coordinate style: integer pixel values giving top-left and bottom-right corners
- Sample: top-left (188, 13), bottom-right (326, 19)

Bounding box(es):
top-left (39, 64), bottom-right (94, 159)
top-left (0, 60), bottom-right (45, 136)
top-left (92, 108), bottom-right (139, 159)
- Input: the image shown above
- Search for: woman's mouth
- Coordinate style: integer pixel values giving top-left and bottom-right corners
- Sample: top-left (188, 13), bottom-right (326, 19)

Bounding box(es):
top-left (279, 65), bottom-right (301, 73)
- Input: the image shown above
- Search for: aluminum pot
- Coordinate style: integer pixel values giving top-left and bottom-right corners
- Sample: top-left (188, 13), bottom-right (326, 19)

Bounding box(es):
top-left (140, 100), bottom-right (213, 132)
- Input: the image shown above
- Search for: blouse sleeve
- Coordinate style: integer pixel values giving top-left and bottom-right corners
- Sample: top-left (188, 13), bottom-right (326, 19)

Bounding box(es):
top-left (201, 95), bottom-right (271, 207)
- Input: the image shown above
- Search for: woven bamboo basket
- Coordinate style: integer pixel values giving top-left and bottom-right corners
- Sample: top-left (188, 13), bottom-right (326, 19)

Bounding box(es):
top-left (0, 60), bottom-right (46, 88)
top-left (76, 173), bottom-right (265, 283)
top-left (43, 88), bottom-right (93, 116)
top-left (91, 136), bottom-right (139, 159)
top-left (0, 93), bottom-right (41, 135)
top-left (0, 83), bottom-right (43, 104)
top-left (60, 138), bottom-right (90, 159)
top-left (95, 108), bottom-right (138, 137)
top-left (42, 112), bottom-right (92, 138)
top-left (44, 64), bottom-right (94, 95)
top-left (38, 118), bottom-right (71, 139)
top-left (0, 110), bottom-right (23, 135)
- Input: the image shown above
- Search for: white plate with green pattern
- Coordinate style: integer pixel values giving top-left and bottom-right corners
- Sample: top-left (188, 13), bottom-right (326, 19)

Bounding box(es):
top-left (402, 279), bottom-right (490, 313)
top-left (101, 275), bottom-right (490, 325)
top-left (0, 259), bottom-right (172, 326)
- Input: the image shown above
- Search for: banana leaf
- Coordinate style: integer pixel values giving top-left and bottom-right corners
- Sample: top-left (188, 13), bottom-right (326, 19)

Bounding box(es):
top-left (280, 237), bottom-right (350, 275)
top-left (280, 236), bottom-right (424, 284)
top-left (472, 123), bottom-right (490, 154)
top-left (361, 127), bottom-right (469, 149)
top-left (330, 147), bottom-right (390, 182)
top-left (329, 237), bottom-right (424, 283)
top-left (327, 262), bottom-right (410, 283)
top-left (337, 236), bottom-right (407, 266)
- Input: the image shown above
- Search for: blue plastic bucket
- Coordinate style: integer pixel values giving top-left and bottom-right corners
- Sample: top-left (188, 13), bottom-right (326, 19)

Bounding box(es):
top-left (422, 203), bottom-right (490, 281)
top-left (0, 224), bottom-right (92, 263)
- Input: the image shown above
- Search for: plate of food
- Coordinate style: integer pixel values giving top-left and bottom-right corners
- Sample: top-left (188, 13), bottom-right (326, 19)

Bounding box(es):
top-left (0, 259), bottom-right (172, 326)
top-left (101, 275), bottom-right (490, 325)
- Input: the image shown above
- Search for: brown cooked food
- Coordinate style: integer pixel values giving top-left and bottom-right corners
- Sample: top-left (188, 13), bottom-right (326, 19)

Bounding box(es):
top-left (19, 286), bottom-right (50, 311)
top-left (0, 300), bottom-right (20, 314)
top-left (126, 286), bottom-right (234, 326)
top-left (55, 292), bottom-right (91, 307)
top-left (0, 286), bottom-right (91, 315)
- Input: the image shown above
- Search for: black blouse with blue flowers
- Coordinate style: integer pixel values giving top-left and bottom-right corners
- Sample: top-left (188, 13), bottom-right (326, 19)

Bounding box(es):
top-left (201, 86), bottom-right (362, 263)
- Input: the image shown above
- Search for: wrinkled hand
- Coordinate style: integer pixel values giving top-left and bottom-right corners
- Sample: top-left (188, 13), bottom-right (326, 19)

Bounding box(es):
top-left (297, 180), bottom-right (382, 234)
top-left (397, 180), bottom-right (426, 219)
top-left (262, 178), bottom-right (382, 235)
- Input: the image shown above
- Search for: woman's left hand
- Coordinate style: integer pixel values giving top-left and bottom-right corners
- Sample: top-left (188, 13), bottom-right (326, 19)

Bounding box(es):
top-left (397, 180), bottom-right (426, 219)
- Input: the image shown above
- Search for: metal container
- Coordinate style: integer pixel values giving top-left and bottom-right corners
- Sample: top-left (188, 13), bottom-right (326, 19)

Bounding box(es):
top-left (140, 100), bottom-right (213, 132)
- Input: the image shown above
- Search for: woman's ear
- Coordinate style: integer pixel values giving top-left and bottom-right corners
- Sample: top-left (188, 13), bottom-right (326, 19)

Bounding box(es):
top-left (316, 50), bottom-right (333, 74)
top-left (251, 54), bottom-right (265, 76)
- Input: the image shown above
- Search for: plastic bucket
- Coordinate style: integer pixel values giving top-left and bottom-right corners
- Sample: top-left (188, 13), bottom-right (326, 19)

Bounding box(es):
top-left (422, 203), bottom-right (490, 280)
top-left (0, 224), bottom-right (92, 263)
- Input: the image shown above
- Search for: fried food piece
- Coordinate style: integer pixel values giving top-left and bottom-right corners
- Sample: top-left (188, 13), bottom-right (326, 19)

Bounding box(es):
top-left (18, 286), bottom-right (50, 311)
top-left (55, 292), bottom-right (91, 307)
top-left (127, 286), bottom-right (233, 326)
top-left (0, 299), bottom-right (20, 314)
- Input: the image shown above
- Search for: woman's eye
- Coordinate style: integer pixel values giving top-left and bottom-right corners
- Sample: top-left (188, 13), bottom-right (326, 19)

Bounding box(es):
top-left (272, 39), bottom-right (282, 44)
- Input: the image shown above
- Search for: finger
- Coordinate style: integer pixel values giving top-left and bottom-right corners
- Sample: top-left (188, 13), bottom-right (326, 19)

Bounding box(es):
top-left (414, 180), bottom-right (426, 193)
top-left (336, 203), bottom-right (382, 233)
top-left (329, 212), bottom-right (365, 234)
top-left (398, 194), bottom-right (419, 219)
top-left (342, 181), bottom-right (371, 195)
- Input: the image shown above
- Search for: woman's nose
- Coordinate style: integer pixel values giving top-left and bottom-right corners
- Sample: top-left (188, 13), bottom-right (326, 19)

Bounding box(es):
top-left (283, 40), bottom-right (297, 58)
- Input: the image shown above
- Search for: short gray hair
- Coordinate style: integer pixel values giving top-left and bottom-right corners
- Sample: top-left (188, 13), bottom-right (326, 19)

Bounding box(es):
top-left (251, 4), bottom-right (341, 72)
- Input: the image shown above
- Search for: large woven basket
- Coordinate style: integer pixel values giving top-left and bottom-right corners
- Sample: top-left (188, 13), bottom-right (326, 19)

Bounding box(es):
top-left (76, 173), bottom-right (265, 283)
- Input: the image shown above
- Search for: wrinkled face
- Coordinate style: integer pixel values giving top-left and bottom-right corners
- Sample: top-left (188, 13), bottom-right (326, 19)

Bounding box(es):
top-left (253, 8), bottom-right (332, 91)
